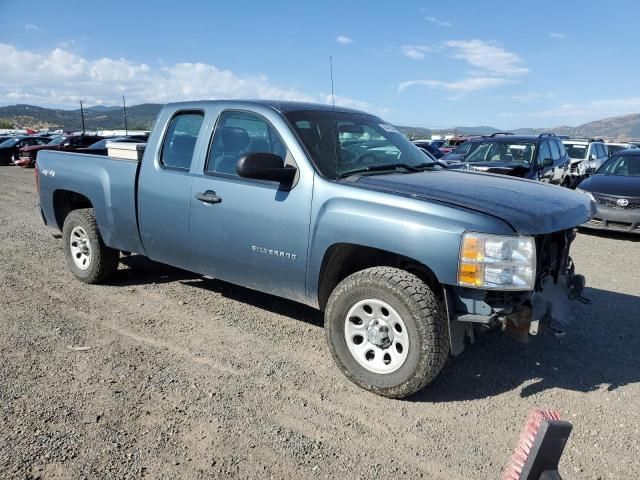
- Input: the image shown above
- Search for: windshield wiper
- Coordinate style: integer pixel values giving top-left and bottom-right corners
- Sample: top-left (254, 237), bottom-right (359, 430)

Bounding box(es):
top-left (339, 162), bottom-right (436, 178)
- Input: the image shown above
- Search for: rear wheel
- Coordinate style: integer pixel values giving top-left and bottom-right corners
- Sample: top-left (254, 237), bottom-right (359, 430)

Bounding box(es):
top-left (62, 209), bottom-right (119, 284)
top-left (325, 267), bottom-right (449, 398)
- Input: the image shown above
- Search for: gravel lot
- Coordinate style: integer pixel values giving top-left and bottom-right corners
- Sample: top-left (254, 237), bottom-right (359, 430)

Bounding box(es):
top-left (1, 165), bottom-right (638, 479)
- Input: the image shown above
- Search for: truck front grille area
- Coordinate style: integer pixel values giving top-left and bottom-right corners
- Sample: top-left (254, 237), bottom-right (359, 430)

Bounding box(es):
top-left (534, 229), bottom-right (575, 290)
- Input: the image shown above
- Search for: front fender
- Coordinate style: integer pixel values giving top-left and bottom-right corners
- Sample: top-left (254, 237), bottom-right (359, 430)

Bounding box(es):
top-left (306, 179), bottom-right (514, 306)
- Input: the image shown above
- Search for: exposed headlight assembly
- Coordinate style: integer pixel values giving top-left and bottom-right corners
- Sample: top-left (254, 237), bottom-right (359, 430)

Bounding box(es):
top-left (458, 232), bottom-right (536, 291)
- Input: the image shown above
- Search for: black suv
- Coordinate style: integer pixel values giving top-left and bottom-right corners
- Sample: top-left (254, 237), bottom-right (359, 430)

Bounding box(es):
top-left (446, 133), bottom-right (569, 184)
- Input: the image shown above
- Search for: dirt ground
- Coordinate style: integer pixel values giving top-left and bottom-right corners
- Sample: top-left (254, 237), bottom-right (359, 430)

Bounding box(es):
top-left (1, 165), bottom-right (638, 479)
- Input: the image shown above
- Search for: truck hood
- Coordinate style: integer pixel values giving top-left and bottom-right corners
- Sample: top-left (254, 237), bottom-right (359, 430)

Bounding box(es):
top-left (352, 170), bottom-right (595, 235)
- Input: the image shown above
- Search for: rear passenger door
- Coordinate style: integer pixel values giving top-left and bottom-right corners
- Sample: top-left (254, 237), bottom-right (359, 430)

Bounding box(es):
top-left (189, 109), bottom-right (313, 302)
top-left (138, 110), bottom-right (205, 270)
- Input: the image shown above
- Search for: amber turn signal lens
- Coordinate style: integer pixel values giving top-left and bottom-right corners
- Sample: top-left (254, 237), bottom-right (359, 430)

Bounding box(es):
top-left (461, 235), bottom-right (481, 262)
top-left (458, 263), bottom-right (484, 287)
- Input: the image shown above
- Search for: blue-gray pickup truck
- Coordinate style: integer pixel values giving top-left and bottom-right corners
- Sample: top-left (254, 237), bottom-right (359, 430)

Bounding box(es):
top-left (36, 100), bottom-right (594, 398)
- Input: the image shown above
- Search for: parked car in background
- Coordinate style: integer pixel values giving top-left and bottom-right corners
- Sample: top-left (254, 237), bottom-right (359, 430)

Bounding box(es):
top-left (428, 137), bottom-right (469, 155)
top-left (562, 138), bottom-right (609, 188)
top-left (605, 142), bottom-right (638, 157)
top-left (441, 140), bottom-right (479, 164)
top-left (577, 150), bottom-right (640, 234)
top-left (16, 134), bottom-right (105, 167)
top-left (75, 135), bottom-right (149, 156)
top-left (0, 136), bottom-right (50, 166)
top-left (411, 140), bottom-right (444, 158)
top-left (446, 133), bottom-right (568, 184)
top-left (36, 99), bottom-right (593, 398)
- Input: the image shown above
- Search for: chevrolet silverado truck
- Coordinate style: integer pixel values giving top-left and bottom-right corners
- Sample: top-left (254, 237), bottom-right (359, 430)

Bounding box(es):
top-left (36, 100), bottom-right (594, 398)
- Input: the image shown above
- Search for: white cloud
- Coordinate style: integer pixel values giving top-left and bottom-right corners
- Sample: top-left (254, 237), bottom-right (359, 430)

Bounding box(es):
top-left (401, 45), bottom-right (431, 60)
top-left (497, 96), bottom-right (640, 124)
top-left (425, 16), bottom-right (452, 27)
top-left (398, 39), bottom-right (527, 95)
top-left (324, 94), bottom-right (370, 111)
top-left (24, 24), bottom-right (39, 31)
top-left (336, 35), bottom-right (353, 45)
top-left (549, 32), bottom-right (567, 39)
top-left (529, 97), bottom-right (640, 120)
top-left (509, 91), bottom-right (556, 102)
top-left (398, 77), bottom-right (510, 94)
top-left (444, 39), bottom-right (529, 77)
top-left (0, 43), bottom-right (383, 114)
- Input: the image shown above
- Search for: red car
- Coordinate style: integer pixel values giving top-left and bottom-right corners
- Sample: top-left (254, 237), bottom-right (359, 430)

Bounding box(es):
top-left (17, 134), bottom-right (105, 167)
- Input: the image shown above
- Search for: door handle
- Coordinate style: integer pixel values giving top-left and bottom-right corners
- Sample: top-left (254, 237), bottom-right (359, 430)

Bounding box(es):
top-left (196, 190), bottom-right (222, 204)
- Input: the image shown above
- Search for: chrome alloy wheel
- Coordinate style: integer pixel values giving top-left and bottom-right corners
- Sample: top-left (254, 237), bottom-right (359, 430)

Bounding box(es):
top-left (69, 226), bottom-right (92, 270)
top-left (344, 299), bottom-right (409, 374)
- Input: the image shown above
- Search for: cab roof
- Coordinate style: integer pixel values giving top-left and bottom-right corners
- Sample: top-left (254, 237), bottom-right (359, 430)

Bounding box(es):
top-left (164, 99), bottom-right (371, 116)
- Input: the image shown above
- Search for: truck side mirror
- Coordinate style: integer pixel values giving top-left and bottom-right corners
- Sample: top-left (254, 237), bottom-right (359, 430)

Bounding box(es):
top-left (541, 157), bottom-right (553, 167)
top-left (237, 152), bottom-right (297, 184)
top-left (590, 153), bottom-right (597, 161)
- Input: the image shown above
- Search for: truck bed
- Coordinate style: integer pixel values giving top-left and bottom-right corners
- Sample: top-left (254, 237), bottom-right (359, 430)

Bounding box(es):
top-left (37, 150), bottom-right (145, 255)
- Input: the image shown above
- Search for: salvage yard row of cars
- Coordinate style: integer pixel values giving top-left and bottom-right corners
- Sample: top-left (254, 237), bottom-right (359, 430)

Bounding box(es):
top-left (414, 133), bottom-right (640, 234)
top-left (2, 118), bottom-right (639, 237)
top-left (0, 132), bottom-right (149, 167)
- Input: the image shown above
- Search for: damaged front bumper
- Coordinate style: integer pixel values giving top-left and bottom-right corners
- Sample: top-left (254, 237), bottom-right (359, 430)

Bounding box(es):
top-left (445, 229), bottom-right (588, 355)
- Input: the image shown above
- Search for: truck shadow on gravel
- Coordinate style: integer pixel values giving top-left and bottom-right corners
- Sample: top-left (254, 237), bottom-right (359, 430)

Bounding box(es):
top-left (111, 256), bottom-right (638, 402)
top-left (415, 286), bottom-right (640, 403)
top-left (113, 255), bottom-right (324, 327)
top-left (183, 278), bottom-right (324, 328)
top-left (111, 255), bottom-right (200, 285)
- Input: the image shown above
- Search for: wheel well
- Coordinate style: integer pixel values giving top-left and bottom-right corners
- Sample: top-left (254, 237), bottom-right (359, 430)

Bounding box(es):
top-left (53, 190), bottom-right (93, 230)
top-left (317, 243), bottom-right (440, 311)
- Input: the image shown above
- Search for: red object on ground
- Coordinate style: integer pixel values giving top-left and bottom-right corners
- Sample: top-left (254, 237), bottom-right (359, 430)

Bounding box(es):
top-left (501, 409), bottom-right (572, 480)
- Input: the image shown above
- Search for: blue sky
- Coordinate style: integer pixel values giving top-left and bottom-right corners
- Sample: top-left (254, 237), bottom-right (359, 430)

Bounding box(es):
top-left (0, 0), bottom-right (639, 128)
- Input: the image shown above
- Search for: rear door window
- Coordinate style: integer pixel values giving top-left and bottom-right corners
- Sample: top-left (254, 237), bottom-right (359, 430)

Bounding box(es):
top-left (161, 111), bottom-right (204, 170)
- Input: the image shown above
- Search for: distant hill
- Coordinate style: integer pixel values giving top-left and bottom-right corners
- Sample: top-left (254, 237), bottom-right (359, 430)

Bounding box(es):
top-left (0, 103), bottom-right (162, 131)
top-left (1, 103), bottom-right (639, 140)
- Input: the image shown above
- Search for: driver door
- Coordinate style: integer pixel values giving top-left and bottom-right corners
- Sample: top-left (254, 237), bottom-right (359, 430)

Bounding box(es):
top-left (189, 110), bottom-right (313, 303)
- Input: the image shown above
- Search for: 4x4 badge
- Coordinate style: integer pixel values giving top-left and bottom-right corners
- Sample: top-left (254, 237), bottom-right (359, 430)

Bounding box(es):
top-left (617, 198), bottom-right (629, 207)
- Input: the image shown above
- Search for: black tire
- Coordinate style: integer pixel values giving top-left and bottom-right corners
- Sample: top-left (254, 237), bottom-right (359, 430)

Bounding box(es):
top-left (62, 208), bottom-right (119, 284)
top-left (325, 267), bottom-right (449, 398)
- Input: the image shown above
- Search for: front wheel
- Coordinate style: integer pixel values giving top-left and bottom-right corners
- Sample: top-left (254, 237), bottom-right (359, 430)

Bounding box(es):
top-left (325, 267), bottom-right (449, 398)
top-left (62, 208), bottom-right (119, 284)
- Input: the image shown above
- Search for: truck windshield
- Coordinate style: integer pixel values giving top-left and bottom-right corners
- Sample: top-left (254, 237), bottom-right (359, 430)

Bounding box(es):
top-left (284, 110), bottom-right (436, 178)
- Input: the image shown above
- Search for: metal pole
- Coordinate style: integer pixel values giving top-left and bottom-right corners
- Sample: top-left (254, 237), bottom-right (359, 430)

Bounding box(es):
top-left (80, 100), bottom-right (86, 134)
top-left (122, 95), bottom-right (128, 136)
